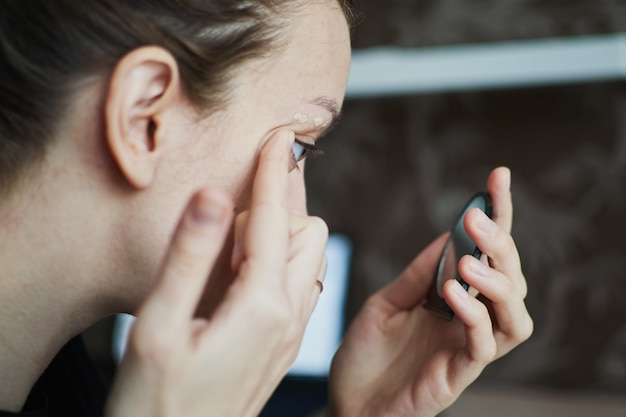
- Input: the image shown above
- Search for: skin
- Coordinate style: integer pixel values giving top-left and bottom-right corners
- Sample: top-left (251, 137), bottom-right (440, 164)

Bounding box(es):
top-left (0, 0), bottom-right (532, 415)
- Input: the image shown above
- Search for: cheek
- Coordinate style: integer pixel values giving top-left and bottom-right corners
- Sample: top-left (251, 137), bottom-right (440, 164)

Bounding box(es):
top-left (180, 144), bottom-right (258, 212)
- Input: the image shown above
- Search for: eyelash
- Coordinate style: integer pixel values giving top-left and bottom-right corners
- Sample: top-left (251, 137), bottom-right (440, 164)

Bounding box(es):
top-left (292, 139), bottom-right (324, 163)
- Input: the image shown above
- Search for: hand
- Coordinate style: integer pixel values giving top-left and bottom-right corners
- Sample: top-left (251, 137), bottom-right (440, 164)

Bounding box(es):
top-left (327, 167), bottom-right (533, 417)
top-left (105, 130), bottom-right (328, 417)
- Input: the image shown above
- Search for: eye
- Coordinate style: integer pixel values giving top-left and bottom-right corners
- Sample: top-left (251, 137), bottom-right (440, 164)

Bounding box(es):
top-left (291, 139), bottom-right (323, 163)
top-left (292, 141), bottom-right (307, 162)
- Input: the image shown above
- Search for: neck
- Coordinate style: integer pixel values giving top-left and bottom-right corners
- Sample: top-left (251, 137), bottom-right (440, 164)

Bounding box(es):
top-left (0, 163), bottom-right (120, 411)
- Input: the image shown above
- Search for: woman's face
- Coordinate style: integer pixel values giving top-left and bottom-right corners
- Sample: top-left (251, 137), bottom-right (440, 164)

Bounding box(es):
top-left (171, 0), bottom-right (351, 216)
top-left (120, 0), bottom-right (351, 312)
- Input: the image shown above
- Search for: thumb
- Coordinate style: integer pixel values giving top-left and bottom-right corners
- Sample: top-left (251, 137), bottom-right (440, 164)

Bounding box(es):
top-left (138, 188), bottom-right (234, 330)
top-left (377, 233), bottom-right (449, 312)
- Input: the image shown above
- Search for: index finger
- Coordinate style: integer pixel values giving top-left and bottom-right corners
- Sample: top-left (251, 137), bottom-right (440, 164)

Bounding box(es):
top-left (243, 129), bottom-right (295, 279)
top-left (486, 166), bottom-right (513, 233)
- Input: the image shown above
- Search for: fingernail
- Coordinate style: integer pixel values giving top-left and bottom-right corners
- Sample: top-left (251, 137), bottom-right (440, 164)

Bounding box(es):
top-left (505, 167), bottom-right (512, 192)
top-left (477, 211), bottom-right (497, 234)
top-left (469, 257), bottom-right (490, 277)
top-left (452, 280), bottom-right (469, 300)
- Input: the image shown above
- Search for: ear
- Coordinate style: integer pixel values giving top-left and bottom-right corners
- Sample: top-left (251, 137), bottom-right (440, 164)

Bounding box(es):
top-left (105, 46), bottom-right (181, 189)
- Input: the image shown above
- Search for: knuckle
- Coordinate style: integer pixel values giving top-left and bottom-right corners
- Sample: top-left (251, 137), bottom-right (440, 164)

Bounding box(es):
top-left (520, 281), bottom-right (529, 299)
top-left (500, 232), bottom-right (518, 258)
top-left (477, 305), bottom-right (493, 331)
top-left (514, 315), bottom-right (534, 343)
top-left (470, 336), bottom-right (497, 365)
top-left (168, 240), bottom-right (206, 276)
top-left (301, 216), bottom-right (329, 244)
top-left (165, 256), bottom-right (195, 283)
top-left (481, 339), bottom-right (498, 363)
top-left (517, 273), bottom-right (529, 298)
top-left (477, 318), bottom-right (498, 363)
top-left (310, 216), bottom-right (329, 238)
top-left (498, 275), bottom-right (515, 298)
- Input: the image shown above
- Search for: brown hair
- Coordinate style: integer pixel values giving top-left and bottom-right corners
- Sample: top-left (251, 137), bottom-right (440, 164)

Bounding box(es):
top-left (0, 0), bottom-right (354, 195)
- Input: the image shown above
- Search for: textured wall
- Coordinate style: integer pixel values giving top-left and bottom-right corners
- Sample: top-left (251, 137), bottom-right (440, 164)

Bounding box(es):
top-left (350, 0), bottom-right (626, 48)
top-left (305, 0), bottom-right (626, 395)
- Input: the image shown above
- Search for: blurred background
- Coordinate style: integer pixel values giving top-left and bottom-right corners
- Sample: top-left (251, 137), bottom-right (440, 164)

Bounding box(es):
top-left (86, 1), bottom-right (626, 416)
top-left (303, 0), bottom-right (626, 416)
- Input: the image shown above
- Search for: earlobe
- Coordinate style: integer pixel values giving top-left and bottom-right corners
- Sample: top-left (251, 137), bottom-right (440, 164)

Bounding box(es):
top-left (105, 46), bottom-right (180, 189)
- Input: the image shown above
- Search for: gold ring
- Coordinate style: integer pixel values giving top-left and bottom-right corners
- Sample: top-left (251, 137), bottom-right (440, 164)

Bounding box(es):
top-left (315, 280), bottom-right (324, 293)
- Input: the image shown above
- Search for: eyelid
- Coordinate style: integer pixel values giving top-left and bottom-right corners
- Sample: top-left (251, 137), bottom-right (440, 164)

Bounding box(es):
top-left (293, 138), bottom-right (324, 162)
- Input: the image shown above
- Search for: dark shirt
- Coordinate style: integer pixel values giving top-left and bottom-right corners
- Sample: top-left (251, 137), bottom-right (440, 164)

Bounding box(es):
top-left (0, 336), bottom-right (109, 417)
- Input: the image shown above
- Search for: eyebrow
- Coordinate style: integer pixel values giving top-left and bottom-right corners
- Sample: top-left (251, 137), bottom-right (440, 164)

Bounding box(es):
top-left (310, 96), bottom-right (342, 133)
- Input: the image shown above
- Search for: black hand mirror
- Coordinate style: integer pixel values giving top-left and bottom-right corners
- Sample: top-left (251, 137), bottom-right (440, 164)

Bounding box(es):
top-left (423, 192), bottom-right (492, 321)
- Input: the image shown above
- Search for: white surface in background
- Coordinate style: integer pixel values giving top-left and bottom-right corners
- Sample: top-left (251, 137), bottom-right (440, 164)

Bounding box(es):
top-left (113, 234), bottom-right (352, 378)
top-left (288, 234), bottom-right (351, 377)
top-left (347, 33), bottom-right (626, 97)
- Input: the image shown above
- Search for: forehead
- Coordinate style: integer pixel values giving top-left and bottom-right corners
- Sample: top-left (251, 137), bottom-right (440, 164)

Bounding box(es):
top-left (228, 0), bottom-right (351, 118)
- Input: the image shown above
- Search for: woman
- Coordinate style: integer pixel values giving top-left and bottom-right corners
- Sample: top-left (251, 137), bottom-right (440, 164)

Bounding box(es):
top-left (0, 0), bottom-right (533, 416)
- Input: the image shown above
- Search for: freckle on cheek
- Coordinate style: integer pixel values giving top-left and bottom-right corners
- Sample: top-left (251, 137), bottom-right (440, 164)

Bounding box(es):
top-left (293, 113), bottom-right (308, 123)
